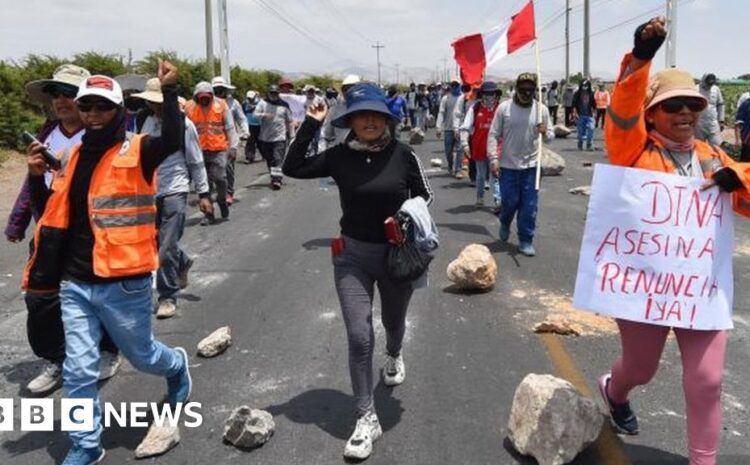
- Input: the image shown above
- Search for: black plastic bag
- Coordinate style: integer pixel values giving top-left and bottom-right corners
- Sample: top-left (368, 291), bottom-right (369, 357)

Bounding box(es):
top-left (385, 212), bottom-right (433, 282)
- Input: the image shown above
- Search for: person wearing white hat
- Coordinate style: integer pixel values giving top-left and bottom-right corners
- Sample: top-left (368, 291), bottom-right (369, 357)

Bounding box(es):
top-left (318, 74), bottom-right (360, 152)
top-left (7, 64), bottom-right (123, 396)
top-left (24, 61), bottom-right (192, 465)
top-left (303, 84), bottom-right (327, 156)
top-left (133, 78), bottom-right (212, 318)
top-left (243, 90), bottom-right (262, 163)
top-left (212, 76), bottom-right (247, 205)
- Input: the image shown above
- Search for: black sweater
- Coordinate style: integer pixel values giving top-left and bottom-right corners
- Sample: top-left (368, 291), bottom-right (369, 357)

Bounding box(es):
top-left (283, 116), bottom-right (432, 243)
top-left (30, 84), bottom-right (184, 283)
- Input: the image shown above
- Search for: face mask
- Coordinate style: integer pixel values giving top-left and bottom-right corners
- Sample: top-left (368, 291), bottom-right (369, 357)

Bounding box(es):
top-left (482, 96), bottom-right (497, 107)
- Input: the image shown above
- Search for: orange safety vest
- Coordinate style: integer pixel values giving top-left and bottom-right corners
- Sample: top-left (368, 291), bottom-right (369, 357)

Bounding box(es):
top-left (594, 90), bottom-right (610, 109)
top-left (605, 53), bottom-right (750, 217)
top-left (185, 99), bottom-right (229, 151)
top-left (22, 134), bottom-right (158, 292)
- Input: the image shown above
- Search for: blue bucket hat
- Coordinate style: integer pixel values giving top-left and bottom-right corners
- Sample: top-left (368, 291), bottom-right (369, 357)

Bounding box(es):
top-left (331, 82), bottom-right (400, 128)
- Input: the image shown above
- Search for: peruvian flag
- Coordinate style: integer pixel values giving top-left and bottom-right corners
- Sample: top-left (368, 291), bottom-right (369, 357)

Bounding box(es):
top-left (452, 1), bottom-right (536, 85)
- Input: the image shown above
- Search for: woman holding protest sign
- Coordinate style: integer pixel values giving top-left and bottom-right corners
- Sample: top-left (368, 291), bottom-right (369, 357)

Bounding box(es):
top-left (601, 16), bottom-right (750, 465)
top-left (283, 82), bottom-right (434, 460)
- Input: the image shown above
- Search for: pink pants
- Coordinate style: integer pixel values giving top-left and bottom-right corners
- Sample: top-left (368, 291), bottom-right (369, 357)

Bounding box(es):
top-left (608, 319), bottom-right (728, 465)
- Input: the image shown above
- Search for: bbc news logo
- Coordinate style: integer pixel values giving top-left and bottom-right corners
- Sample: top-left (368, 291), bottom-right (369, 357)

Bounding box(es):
top-left (0, 399), bottom-right (203, 431)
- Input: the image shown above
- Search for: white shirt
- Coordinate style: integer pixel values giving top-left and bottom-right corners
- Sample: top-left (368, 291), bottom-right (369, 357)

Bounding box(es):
top-left (45, 124), bottom-right (84, 187)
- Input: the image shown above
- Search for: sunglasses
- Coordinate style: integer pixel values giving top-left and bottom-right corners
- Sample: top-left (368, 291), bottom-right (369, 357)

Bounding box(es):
top-left (43, 84), bottom-right (77, 99)
top-left (77, 100), bottom-right (118, 113)
top-left (659, 97), bottom-right (707, 114)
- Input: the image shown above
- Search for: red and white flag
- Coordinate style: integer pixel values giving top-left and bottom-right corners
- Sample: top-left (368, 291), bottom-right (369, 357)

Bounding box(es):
top-left (452, 1), bottom-right (536, 85)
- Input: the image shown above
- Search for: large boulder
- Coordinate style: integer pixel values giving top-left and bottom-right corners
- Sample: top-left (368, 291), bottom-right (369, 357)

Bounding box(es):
top-left (135, 424), bottom-right (180, 459)
top-left (197, 326), bottom-right (232, 357)
top-left (553, 124), bottom-right (572, 138)
top-left (508, 374), bottom-right (604, 465)
top-left (541, 148), bottom-right (565, 176)
top-left (447, 244), bottom-right (497, 291)
top-left (223, 407), bottom-right (275, 450)
top-left (409, 128), bottom-right (425, 145)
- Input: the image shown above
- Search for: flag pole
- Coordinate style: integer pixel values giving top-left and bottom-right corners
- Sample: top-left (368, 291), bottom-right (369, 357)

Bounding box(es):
top-left (534, 35), bottom-right (543, 191)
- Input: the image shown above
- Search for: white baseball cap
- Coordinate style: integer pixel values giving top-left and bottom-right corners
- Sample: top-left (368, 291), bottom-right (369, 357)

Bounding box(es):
top-left (246, 90), bottom-right (257, 99)
top-left (75, 75), bottom-right (124, 105)
top-left (342, 74), bottom-right (361, 86)
top-left (211, 76), bottom-right (236, 90)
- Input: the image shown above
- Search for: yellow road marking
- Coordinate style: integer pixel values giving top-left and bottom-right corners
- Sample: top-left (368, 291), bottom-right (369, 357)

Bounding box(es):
top-left (539, 333), bottom-right (631, 465)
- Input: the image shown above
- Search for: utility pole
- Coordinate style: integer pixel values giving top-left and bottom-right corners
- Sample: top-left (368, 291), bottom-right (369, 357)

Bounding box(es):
top-left (583, 0), bottom-right (590, 79)
top-left (395, 63), bottom-right (400, 85)
top-left (217, 0), bottom-right (230, 82)
top-left (565, 0), bottom-right (570, 83)
top-left (372, 41), bottom-right (385, 86)
top-left (665, 0), bottom-right (678, 68)
top-left (205, 0), bottom-right (214, 77)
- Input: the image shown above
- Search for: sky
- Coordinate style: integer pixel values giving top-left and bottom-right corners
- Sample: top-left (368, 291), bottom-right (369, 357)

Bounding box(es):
top-left (0, 0), bottom-right (745, 83)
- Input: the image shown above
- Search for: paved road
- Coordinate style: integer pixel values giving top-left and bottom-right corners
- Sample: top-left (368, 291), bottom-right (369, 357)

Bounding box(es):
top-left (0, 127), bottom-right (748, 464)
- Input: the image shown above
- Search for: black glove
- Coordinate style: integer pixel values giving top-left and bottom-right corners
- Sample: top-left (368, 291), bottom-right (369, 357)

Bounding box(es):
top-left (712, 167), bottom-right (743, 193)
top-left (632, 22), bottom-right (665, 60)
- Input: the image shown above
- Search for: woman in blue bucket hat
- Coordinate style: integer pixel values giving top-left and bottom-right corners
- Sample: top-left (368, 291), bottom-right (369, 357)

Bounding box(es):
top-left (283, 82), bottom-right (433, 460)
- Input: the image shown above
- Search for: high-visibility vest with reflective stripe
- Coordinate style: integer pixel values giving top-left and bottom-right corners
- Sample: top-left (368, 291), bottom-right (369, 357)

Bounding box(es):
top-left (605, 52), bottom-right (750, 218)
top-left (185, 99), bottom-right (229, 151)
top-left (594, 90), bottom-right (610, 109)
top-left (22, 134), bottom-right (158, 291)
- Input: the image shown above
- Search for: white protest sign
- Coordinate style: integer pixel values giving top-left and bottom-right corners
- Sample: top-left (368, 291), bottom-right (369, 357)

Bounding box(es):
top-left (280, 94), bottom-right (307, 122)
top-left (573, 164), bottom-right (734, 330)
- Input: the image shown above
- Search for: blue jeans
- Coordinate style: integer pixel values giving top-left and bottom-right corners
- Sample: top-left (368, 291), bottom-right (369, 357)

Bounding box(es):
top-left (156, 193), bottom-right (189, 302)
top-left (443, 130), bottom-right (462, 173)
top-left (475, 160), bottom-right (489, 200)
top-left (577, 115), bottom-right (594, 146)
top-left (60, 277), bottom-right (184, 448)
top-left (499, 168), bottom-right (538, 244)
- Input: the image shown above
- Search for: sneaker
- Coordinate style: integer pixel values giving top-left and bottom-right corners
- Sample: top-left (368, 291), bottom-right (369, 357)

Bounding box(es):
top-left (156, 300), bottom-right (177, 319)
top-left (271, 180), bottom-right (282, 191)
top-left (200, 212), bottom-right (215, 226)
top-left (225, 194), bottom-right (234, 206)
top-left (577, 142), bottom-right (583, 150)
top-left (167, 347), bottom-right (192, 407)
top-left (98, 351), bottom-right (121, 381)
top-left (343, 411), bottom-right (383, 460)
top-left (61, 445), bottom-right (105, 465)
top-left (454, 171), bottom-right (464, 180)
top-left (27, 361), bottom-right (62, 394)
top-left (383, 353), bottom-right (405, 386)
top-left (499, 223), bottom-right (510, 242)
top-left (178, 258), bottom-right (194, 290)
top-left (518, 242), bottom-right (536, 257)
top-left (598, 374), bottom-right (639, 435)
top-left (469, 181), bottom-right (476, 187)
top-left (587, 143), bottom-right (594, 151)
top-left (219, 203), bottom-right (230, 219)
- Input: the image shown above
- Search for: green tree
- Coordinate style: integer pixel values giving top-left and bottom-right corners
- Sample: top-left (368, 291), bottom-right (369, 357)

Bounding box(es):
top-left (72, 51), bottom-right (127, 77)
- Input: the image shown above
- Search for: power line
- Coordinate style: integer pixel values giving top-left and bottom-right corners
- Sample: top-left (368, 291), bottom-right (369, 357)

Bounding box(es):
top-left (251, 0), bottom-right (351, 61)
top-left (317, 0), bottom-right (374, 44)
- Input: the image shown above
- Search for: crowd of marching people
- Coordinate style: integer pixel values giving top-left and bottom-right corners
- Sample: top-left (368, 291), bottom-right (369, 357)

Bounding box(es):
top-left (4, 15), bottom-right (748, 465)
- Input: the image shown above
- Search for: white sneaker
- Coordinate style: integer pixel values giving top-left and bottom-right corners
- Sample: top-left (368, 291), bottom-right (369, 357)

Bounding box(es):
top-left (98, 351), bottom-right (121, 381)
top-left (156, 300), bottom-right (177, 319)
top-left (27, 361), bottom-right (62, 394)
top-left (383, 353), bottom-right (405, 386)
top-left (343, 411), bottom-right (382, 460)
